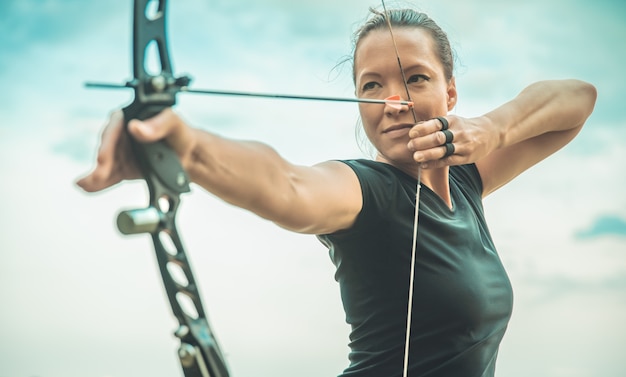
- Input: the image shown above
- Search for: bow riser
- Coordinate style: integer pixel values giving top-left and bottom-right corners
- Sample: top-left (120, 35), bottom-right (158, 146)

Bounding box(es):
top-left (111, 1), bottom-right (231, 376)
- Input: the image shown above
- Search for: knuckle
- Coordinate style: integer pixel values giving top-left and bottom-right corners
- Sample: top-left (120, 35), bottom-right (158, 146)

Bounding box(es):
top-left (435, 131), bottom-right (445, 145)
top-left (441, 145), bottom-right (448, 157)
top-left (96, 151), bottom-right (108, 165)
top-left (409, 124), bottom-right (422, 138)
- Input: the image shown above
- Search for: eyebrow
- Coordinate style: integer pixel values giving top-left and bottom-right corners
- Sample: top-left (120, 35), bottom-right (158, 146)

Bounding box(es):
top-left (356, 61), bottom-right (436, 83)
top-left (398, 61), bottom-right (437, 74)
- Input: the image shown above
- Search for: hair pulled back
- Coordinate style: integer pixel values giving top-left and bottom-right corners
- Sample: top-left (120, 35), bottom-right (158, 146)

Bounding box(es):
top-left (352, 8), bottom-right (454, 82)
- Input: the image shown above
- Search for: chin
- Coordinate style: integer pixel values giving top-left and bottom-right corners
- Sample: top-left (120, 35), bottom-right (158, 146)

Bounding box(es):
top-left (376, 150), bottom-right (414, 167)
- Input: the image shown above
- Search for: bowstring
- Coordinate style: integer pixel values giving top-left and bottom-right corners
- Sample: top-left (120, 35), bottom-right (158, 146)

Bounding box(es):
top-left (380, 2), bottom-right (422, 377)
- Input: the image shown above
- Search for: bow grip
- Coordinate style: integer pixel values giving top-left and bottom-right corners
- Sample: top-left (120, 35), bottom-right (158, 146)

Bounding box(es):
top-left (122, 102), bottom-right (191, 198)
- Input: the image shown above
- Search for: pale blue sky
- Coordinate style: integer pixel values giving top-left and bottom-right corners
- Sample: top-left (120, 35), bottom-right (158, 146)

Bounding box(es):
top-left (1, 1), bottom-right (625, 377)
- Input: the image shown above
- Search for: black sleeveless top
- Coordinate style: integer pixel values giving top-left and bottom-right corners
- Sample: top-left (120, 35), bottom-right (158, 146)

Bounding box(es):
top-left (317, 160), bottom-right (513, 377)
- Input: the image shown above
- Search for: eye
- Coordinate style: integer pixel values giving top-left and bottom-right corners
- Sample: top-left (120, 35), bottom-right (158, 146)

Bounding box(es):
top-left (407, 74), bottom-right (430, 84)
top-left (361, 81), bottom-right (380, 92)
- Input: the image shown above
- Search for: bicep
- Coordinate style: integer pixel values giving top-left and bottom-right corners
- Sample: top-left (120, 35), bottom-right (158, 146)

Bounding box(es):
top-left (476, 125), bottom-right (582, 197)
top-left (271, 160), bottom-right (363, 235)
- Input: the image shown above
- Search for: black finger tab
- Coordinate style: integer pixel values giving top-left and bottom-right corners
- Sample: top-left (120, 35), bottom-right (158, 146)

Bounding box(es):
top-left (436, 116), bottom-right (449, 130)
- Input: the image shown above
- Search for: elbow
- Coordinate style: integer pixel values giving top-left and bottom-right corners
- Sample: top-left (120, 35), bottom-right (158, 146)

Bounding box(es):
top-left (586, 82), bottom-right (598, 116)
top-left (574, 79), bottom-right (598, 123)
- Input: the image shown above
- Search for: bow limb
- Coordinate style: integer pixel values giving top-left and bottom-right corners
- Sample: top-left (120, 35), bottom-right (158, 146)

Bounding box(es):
top-left (379, 2), bottom-right (422, 377)
top-left (115, 1), bottom-right (230, 376)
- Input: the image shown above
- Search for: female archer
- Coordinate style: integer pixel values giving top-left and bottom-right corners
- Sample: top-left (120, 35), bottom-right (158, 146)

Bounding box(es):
top-left (77, 8), bottom-right (596, 377)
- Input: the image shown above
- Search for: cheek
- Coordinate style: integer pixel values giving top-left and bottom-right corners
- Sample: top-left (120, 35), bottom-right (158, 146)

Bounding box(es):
top-left (413, 88), bottom-right (449, 116)
top-left (359, 104), bottom-right (381, 138)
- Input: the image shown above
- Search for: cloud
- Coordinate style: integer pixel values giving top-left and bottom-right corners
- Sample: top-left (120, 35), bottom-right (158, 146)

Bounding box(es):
top-left (0, 0), bottom-right (119, 53)
top-left (576, 214), bottom-right (626, 240)
top-left (2, 1), bottom-right (626, 377)
top-left (50, 128), bottom-right (97, 163)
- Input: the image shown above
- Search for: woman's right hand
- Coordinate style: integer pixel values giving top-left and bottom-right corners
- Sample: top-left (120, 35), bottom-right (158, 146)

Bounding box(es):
top-left (76, 108), bottom-right (197, 193)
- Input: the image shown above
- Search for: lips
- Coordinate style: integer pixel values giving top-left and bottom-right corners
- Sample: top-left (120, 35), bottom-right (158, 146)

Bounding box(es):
top-left (383, 123), bottom-right (413, 134)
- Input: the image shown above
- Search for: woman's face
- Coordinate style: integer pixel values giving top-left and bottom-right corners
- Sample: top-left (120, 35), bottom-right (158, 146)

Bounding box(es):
top-left (354, 27), bottom-right (456, 168)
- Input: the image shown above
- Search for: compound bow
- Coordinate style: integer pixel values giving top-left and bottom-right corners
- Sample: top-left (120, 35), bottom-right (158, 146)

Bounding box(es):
top-left (85, 1), bottom-right (418, 376)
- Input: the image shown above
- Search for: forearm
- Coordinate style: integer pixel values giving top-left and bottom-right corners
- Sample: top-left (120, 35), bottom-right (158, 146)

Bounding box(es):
top-left (484, 79), bottom-right (597, 149)
top-left (470, 79), bottom-right (596, 195)
top-left (186, 129), bottom-right (298, 220)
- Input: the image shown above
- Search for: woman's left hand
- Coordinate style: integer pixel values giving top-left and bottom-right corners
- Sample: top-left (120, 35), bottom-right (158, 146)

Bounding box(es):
top-left (406, 115), bottom-right (499, 169)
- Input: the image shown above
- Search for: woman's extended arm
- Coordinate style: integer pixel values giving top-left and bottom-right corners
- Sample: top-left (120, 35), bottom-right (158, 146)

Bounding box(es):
top-left (76, 109), bottom-right (362, 234)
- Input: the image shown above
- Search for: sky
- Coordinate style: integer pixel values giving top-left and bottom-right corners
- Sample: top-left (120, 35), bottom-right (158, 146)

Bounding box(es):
top-left (0, 0), bottom-right (625, 377)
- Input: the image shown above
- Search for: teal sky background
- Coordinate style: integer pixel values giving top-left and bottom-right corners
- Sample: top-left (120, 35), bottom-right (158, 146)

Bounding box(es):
top-left (1, 1), bottom-right (625, 377)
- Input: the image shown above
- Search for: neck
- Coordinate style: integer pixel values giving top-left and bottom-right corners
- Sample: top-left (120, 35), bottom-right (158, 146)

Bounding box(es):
top-left (374, 156), bottom-right (452, 209)
top-left (420, 166), bottom-right (452, 209)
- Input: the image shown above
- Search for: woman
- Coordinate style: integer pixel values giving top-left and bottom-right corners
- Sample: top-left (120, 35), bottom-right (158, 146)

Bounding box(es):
top-left (77, 8), bottom-right (596, 377)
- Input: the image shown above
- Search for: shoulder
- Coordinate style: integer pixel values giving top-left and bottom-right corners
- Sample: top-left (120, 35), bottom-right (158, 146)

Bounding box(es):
top-left (450, 163), bottom-right (483, 198)
top-left (340, 159), bottom-right (412, 185)
top-left (320, 160), bottom-right (415, 235)
top-left (338, 159), bottom-right (417, 199)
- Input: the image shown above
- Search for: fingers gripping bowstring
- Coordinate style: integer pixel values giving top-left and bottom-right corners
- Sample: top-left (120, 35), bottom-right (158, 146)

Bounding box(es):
top-left (380, 2), bottom-right (421, 377)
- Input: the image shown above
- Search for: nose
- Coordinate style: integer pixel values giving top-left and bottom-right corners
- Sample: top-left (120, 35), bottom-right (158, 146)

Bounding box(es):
top-left (384, 94), bottom-right (410, 116)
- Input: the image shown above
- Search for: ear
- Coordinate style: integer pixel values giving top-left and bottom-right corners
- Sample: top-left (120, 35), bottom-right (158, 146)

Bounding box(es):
top-left (446, 76), bottom-right (457, 111)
